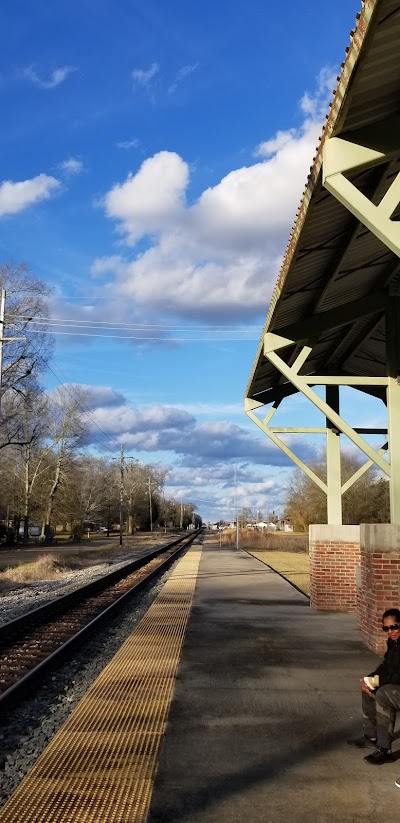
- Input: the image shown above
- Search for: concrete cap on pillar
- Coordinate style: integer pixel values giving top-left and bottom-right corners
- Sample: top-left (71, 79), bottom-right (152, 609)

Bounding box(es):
top-left (360, 523), bottom-right (400, 552)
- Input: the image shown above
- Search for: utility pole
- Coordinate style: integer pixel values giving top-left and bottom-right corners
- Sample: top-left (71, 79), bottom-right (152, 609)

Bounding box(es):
top-left (234, 465), bottom-right (239, 550)
top-left (119, 444), bottom-right (124, 546)
top-left (0, 289), bottom-right (25, 418)
top-left (0, 290), bottom-right (5, 417)
top-left (148, 476), bottom-right (153, 532)
top-left (180, 497), bottom-right (183, 530)
top-left (111, 445), bottom-right (136, 547)
top-left (147, 476), bottom-right (159, 532)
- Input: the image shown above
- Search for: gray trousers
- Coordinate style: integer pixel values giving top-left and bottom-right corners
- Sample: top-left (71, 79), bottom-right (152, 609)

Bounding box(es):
top-left (363, 684), bottom-right (400, 749)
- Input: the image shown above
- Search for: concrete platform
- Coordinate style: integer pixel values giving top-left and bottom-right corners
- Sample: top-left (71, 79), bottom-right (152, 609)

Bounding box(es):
top-left (148, 541), bottom-right (400, 823)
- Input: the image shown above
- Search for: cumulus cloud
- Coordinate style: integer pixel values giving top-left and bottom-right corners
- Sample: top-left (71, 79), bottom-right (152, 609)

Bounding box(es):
top-left (59, 157), bottom-right (84, 176)
top-left (65, 383), bottom-right (313, 518)
top-left (23, 65), bottom-right (76, 90)
top-left (0, 174), bottom-right (60, 217)
top-left (103, 151), bottom-right (189, 244)
top-left (95, 70), bottom-right (333, 322)
top-left (300, 66), bottom-right (337, 119)
top-left (82, 389), bottom-right (317, 467)
top-left (70, 384), bottom-right (127, 410)
top-left (88, 403), bottom-right (195, 437)
top-left (164, 463), bottom-right (287, 520)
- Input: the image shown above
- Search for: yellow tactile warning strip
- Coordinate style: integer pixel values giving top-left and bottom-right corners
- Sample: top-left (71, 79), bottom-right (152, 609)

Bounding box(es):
top-left (0, 546), bottom-right (202, 823)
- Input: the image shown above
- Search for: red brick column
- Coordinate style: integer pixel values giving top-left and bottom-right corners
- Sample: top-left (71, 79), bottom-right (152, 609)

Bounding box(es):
top-left (309, 525), bottom-right (360, 612)
top-left (358, 524), bottom-right (400, 654)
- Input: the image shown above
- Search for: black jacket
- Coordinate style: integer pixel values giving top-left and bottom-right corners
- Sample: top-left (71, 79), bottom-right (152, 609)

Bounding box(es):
top-left (372, 638), bottom-right (400, 686)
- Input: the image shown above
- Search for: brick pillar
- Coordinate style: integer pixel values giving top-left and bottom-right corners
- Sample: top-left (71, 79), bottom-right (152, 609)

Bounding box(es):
top-left (358, 524), bottom-right (400, 654)
top-left (309, 524), bottom-right (360, 611)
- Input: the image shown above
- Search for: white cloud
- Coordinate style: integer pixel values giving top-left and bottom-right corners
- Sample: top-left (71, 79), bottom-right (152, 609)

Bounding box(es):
top-left (67, 384), bottom-right (127, 409)
top-left (103, 151), bottom-right (188, 243)
top-left (95, 70), bottom-right (332, 322)
top-left (84, 393), bottom-right (316, 467)
top-left (165, 463), bottom-right (286, 520)
top-left (166, 402), bottom-right (244, 417)
top-left (254, 129), bottom-right (296, 158)
top-left (59, 157), bottom-right (84, 176)
top-left (168, 62), bottom-right (199, 95)
top-left (23, 65), bottom-right (76, 90)
top-left (116, 139), bottom-right (140, 150)
top-left (132, 63), bottom-right (159, 89)
top-left (65, 383), bottom-right (314, 519)
top-left (0, 174), bottom-right (60, 217)
top-left (300, 66), bottom-right (337, 119)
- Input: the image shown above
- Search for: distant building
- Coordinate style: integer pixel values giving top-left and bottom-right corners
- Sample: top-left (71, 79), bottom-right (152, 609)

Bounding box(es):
top-left (277, 519), bottom-right (293, 532)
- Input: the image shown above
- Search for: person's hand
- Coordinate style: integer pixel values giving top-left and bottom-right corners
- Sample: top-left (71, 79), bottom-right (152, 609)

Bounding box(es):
top-left (361, 678), bottom-right (373, 694)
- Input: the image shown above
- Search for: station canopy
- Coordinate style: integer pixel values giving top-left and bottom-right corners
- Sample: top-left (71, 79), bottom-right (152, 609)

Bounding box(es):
top-left (245, 0), bottom-right (400, 408)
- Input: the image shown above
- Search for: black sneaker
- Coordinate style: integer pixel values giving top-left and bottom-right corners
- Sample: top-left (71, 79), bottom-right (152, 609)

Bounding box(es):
top-left (395, 777), bottom-right (400, 788)
top-left (347, 735), bottom-right (377, 749)
top-left (364, 747), bottom-right (394, 765)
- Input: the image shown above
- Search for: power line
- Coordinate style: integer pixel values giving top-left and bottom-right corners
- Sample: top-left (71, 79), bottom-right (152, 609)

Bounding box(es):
top-left (10, 314), bottom-right (261, 332)
top-left (28, 342), bottom-right (121, 454)
top-left (25, 321), bottom-right (257, 335)
top-left (25, 329), bottom-right (258, 342)
top-left (46, 361), bottom-right (121, 453)
top-left (44, 381), bottom-right (119, 456)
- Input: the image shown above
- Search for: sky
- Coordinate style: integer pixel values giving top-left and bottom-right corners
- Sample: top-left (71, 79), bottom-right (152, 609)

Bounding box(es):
top-left (1, 0), bottom-right (385, 523)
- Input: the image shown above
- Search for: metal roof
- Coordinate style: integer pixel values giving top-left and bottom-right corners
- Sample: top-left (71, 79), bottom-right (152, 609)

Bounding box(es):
top-left (246, 0), bottom-right (400, 406)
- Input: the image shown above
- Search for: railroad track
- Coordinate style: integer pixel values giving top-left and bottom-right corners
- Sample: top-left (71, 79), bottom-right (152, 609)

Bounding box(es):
top-left (0, 531), bottom-right (200, 712)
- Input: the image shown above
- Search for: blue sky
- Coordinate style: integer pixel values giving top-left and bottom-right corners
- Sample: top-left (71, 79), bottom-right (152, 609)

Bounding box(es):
top-left (1, 0), bottom-right (384, 522)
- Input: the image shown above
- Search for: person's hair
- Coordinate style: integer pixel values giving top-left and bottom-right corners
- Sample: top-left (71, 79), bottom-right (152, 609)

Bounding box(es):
top-left (382, 608), bottom-right (400, 623)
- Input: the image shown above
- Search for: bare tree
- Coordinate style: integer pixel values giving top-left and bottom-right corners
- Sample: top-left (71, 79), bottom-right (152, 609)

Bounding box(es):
top-left (76, 457), bottom-right (118, 527)
top-left (40, 385), bottom-right (89, 539)
top-left (285, 452), bottom-right (390, 531)
top-left (0, 260), bottom-right (53, 449)
top-left (13, 388), bottom-right (51, 542)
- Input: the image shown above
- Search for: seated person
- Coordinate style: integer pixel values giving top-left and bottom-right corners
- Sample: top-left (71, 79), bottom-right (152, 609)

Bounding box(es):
top-left (348, 608), bottom-right (400, 764)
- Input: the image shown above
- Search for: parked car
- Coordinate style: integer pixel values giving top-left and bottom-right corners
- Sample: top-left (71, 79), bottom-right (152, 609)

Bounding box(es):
top-left (18, 525), bottom-right (41, 538)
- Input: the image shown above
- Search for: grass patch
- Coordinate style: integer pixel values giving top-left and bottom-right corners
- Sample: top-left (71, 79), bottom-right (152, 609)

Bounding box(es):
top-left (0, 554), bottom-right (69, 594)
top-left (0, 532), bottom-right (175, 594)
top-left (247, 550), bottom-right (310, 597)
top-left (0, 546), bottom-right (118, 594)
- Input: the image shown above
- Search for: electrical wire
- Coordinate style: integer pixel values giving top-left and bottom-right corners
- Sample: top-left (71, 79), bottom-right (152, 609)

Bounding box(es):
top-left (46, 361), bottom-right (121, 453)
top-left (27, 342), bottom-right (121, 455)
top-left (25, 329), bottom-right (258, 341)
top-left (10, 313), bottom-right (260, 333)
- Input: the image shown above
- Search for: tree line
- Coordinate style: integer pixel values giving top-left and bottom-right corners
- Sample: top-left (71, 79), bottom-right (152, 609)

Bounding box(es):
top-left (0, 261), bottom-right (200, 543)
top-left (284, 453), bottom-right (390, 532)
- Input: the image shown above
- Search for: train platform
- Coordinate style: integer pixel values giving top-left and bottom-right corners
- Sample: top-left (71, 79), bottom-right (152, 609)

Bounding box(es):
top-left (1, 539), bottom-right (399, 823)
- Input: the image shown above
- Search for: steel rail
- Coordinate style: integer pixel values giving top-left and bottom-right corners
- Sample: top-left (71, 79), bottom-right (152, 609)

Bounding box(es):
top-left (0, 531), bottom-right (200, 712)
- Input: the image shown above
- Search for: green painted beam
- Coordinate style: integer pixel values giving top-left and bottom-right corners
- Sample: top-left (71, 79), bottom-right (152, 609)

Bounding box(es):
top-left (245, 408), bottom-right (328, 494)
top-left (263, 337), bottom-right (390, 477)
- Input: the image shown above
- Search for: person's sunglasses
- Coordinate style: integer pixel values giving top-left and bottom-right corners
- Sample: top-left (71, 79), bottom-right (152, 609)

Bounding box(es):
top-left (382, 624), bottom-right (400, 632)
